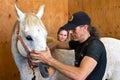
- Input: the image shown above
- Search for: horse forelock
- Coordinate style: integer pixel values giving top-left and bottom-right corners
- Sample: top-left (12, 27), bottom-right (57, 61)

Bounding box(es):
top-left (24, 13), bottom-right (47, 33)
top-left (25, 13), bottom-right (41, 27)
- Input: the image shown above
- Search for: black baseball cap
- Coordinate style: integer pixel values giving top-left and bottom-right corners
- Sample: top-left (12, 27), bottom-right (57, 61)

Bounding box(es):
top-left (62, 11), bottom-right (91, 30)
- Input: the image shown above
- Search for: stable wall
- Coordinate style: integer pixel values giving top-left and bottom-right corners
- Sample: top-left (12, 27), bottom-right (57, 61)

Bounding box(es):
top-left (1, 0), bottom-right (120, 80)
top-left (68, 0), bottom-right (120, 39)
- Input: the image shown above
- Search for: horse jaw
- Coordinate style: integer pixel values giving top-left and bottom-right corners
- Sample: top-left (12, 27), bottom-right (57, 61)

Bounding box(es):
top-left (14, 4), bottom-right (25, 22)
top-left (36, 5), bottom-right (45, 19)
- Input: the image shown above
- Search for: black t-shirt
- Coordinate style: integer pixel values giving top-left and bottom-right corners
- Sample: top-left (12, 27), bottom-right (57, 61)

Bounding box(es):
top-left (69, 37), bottom-right (107, 80)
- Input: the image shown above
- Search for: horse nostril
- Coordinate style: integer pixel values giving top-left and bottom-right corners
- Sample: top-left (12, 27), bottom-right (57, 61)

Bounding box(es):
top-left (26, 35), bottom-right (33, 41)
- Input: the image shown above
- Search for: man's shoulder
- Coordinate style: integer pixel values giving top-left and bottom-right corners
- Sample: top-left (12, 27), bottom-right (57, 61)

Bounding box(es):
top-left (88, 38), bottom-right (105, 50)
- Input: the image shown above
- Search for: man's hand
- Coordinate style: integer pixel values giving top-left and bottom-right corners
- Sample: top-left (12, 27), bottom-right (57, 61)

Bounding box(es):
top-left (30, 46), bottom-right (52, 64)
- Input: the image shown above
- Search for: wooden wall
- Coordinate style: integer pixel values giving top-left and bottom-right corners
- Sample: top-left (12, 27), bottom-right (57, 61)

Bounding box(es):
top-left (0, 0), bottom-right (68, 80)
top-left (68, 0), bottom-right (120, 39)
top-left (1, 0), bottom-right (120, 80)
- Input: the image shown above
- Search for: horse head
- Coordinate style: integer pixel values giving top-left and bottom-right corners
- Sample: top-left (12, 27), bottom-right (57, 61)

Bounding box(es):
top-left (15, 4), bottom-right (47, 57)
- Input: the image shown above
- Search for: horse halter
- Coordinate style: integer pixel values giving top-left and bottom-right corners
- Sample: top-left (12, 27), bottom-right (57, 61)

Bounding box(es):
top-left (16, 23), bottom-right (36, 68)
top-left (16, 23), bottom-right (49, 79)
top-left (16, 23), bottom-right (36, 80)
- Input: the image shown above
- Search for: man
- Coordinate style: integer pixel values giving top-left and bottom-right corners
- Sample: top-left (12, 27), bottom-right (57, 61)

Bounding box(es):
top-left (31, 11), bottom-right (107, 80)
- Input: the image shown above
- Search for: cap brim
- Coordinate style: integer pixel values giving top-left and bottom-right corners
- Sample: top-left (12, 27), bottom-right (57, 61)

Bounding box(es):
top-left (62, 23), bottom-right (77, 30)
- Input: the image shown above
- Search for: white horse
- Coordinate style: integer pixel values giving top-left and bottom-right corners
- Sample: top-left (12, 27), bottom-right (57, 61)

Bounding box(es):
top-left (11, 4), bottom-right (120, 80)
top-left (11, 4), bottom-right (74, 80)
top-left (12, 4), bottom-right (54, 80)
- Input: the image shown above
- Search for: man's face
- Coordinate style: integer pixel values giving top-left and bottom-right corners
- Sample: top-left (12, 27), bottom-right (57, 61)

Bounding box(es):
top-left (69, 26), bottom-right (85, 41)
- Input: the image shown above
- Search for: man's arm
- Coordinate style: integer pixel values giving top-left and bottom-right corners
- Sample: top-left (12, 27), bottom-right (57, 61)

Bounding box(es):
top-left (47, 56), bottom-right (97, 80)
top-left (31, 47), bottom-right (97, 80)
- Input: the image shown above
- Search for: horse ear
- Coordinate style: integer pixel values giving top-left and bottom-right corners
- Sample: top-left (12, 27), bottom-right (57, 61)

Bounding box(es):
top-left (14, 4), bottom-right (25, 21)
top-left (36, 5), bottom-right (45, 19)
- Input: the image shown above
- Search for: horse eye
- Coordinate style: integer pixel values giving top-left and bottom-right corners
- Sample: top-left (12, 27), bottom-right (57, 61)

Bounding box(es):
top-left (26, 35), bottom-right (33, 41)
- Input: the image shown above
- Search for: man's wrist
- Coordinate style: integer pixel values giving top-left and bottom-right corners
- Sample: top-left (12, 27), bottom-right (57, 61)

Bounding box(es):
top-left (47, 57), bottom-right (55, 66)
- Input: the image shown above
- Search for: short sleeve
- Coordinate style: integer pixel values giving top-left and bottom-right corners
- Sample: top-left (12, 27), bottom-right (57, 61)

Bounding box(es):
top-left (86, 40), bottom-right (104, 62)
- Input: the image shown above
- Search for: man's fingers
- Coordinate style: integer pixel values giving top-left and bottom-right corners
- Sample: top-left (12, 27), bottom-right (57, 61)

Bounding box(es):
top-left (32, 59), bottom-right (41, 63)
top-left (33, 50), bottom-right (40, 54)
top-left (30, 53), bottom-right (40, 60)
